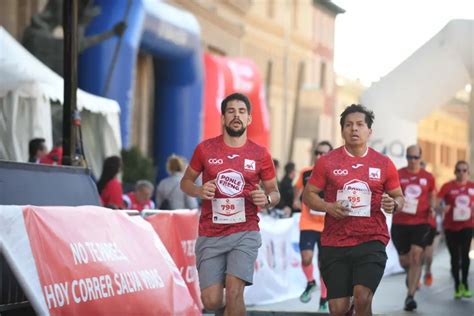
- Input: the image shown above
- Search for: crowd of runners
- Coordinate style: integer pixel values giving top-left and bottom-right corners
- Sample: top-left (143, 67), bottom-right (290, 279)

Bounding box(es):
top-left (181, 92), bottom-right (472, 316)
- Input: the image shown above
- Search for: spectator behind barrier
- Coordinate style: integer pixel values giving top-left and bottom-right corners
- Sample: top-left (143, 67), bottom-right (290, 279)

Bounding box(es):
top-left (275, 162), bottom-right (296, 217)
top-left (40, 140), bottom-right (63, 165)
top-left (123, 180), bottom-right (155, 211)
top-left (156, 155), bottom-right (198, 210)
top-left (97, 156), bottom-right (123, 209)
top-left (28, 138), bottom-right (47, 163)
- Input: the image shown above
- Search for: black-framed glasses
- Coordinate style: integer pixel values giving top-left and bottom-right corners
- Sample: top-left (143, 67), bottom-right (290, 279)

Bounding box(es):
top-left (455, 168), bottom-right (468, 173)
top-left (315, 151), bottom-right (328, 156)
top-left (406, 155), bottom-right (420, 160)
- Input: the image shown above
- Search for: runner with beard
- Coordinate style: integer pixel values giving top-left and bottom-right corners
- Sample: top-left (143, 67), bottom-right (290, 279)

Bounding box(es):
top-left (181, 92), bottom-right (280, 315)
top-left (303, 104), bottom-right (404, 316)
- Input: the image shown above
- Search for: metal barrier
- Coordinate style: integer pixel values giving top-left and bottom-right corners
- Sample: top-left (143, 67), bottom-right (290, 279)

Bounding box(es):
top-left (0, 253), bottom-right (34, 315)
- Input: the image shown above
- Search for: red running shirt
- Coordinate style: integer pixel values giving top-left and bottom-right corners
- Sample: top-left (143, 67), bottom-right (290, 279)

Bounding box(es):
top-left (189, 136), bottom-right (275, 237)
top-left (437, 180), bottom-right (474, 231)
top-left (308, 146), bottom-right (400, 247)
top-left (393, 168), bottom-right (436, 225)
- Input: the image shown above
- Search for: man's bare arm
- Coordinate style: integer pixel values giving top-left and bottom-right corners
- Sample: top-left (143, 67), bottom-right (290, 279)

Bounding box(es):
top-left (180, 167), bottom-right (216, 200)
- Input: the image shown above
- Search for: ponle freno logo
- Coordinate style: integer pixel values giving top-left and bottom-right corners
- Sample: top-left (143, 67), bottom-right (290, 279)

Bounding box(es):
top-left (405, 184), bottom-right (422, 198)
top-left (455, 195), bottom-right (470, 207)
top-left (216, 169), bottom-right (245, 197)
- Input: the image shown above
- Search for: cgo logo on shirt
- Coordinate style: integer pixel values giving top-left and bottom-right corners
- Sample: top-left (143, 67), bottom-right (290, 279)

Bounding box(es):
top-left (208, 158), bottom-right (223, 165)
top-left (333, 169), bottom-right (348, 176)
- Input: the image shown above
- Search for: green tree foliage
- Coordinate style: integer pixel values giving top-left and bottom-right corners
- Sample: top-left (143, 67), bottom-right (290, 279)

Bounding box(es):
top-left (121, 147), bottom-right (155, 186)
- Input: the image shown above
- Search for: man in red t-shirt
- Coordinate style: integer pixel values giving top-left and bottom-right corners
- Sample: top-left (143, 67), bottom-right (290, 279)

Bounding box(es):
top-left (437, 160), bottom-right (473, 299)
top-left (181, 93), bottom-right (280, 315)
top-left (391, 145), bottom-right (436, 311)
top-left (303, 104), bottom-right (404, 315)
top-left (123, 180), bottom-right (155, 211)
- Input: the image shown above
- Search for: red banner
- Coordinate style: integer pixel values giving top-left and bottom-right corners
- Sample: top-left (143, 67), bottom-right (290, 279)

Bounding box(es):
top-left (203, 53), bottom-right (270, 148)
top-left (23, 206), bottom-right (201, 316)
top-left (146, 210), bottom-right (203, 310)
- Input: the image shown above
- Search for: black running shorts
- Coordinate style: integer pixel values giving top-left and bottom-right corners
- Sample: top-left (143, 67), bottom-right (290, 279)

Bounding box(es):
top-left (391, 223), bottom-right (431, 255)
top-left (319, 240), bottom-right (387, 299)
top-left (425, 226), bottom-right (438, 246)
top-left (299, 230), bottom-right (321, 252)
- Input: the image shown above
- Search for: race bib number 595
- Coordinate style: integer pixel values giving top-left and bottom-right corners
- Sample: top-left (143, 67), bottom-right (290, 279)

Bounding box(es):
top-left (336, 190), bottom-right (371, 217)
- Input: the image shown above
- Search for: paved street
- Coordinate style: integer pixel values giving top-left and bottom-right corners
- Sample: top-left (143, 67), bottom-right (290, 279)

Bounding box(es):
top-left (246, 241), bottom-right (473, 315)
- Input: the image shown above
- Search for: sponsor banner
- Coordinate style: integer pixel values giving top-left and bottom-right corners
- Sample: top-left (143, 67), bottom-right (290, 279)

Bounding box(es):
top-left (1, 205), bottom-right (200, 316)
top-left (244, 214), bottom-right (309, 305)
top-left (145, 210), bottom-right (203, 311)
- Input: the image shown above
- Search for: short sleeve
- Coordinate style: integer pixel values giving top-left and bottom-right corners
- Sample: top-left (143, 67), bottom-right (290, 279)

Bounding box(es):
top-left (189, 144), bottom-right (204, 173)
top-left (307, 158), bottom-right (326, 189)
top-left (384, 158), bottom-right (400, 191)
top-left (260, 150), bottom-right (276, 181)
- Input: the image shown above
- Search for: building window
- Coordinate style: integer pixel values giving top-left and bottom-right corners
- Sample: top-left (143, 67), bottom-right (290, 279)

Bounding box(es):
top-left (419, 140), bottom-right (435, 165)
top-left (440, 144), bottom-right (451, 167)
top-left (319, 61), bottom-right (326, 89)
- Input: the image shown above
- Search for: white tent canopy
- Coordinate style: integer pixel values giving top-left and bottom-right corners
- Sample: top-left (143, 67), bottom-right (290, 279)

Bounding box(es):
top-left (0, 27), bottom-right (121, 177)
top-left (361, 20), bottom-right (473, 167)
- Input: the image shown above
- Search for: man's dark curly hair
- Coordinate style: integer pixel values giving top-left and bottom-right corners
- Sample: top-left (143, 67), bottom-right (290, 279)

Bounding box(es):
top-left (339, 104), bottom-right (375, 129)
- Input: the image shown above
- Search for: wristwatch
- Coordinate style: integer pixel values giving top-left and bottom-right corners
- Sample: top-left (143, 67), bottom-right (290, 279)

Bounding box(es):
top-left (266, 194), bottom-right (272, 206)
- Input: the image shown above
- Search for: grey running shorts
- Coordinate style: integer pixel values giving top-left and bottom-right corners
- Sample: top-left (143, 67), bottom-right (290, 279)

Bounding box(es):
top-left (195, 230), bottom-right (261, 290)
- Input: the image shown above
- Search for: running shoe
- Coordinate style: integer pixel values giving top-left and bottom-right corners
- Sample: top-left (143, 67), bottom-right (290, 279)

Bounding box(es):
top-left (404, 295), bottom-right (417, 311)
top-left (454, 284), bottom-right (463, 299)
top-left (462, 284), bottom-right (472, 298)
top-left (319, 298), bottom-right (329, 313)
top-left (299, 280), bottom-right (316, 303)
top-left (424, 272), bottom-right (433, 286)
